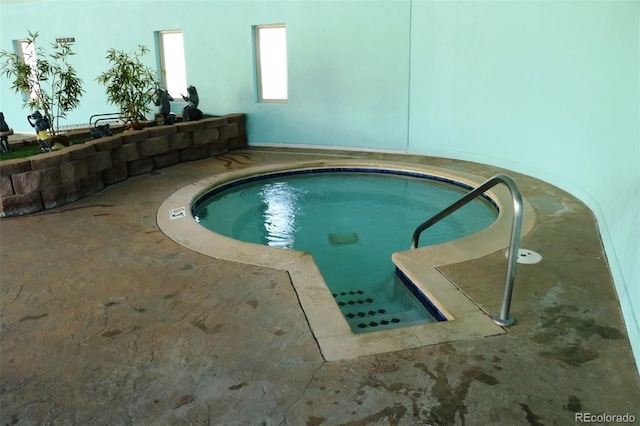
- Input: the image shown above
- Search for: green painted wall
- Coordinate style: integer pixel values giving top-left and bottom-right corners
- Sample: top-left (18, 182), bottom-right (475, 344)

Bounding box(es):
top-left (1, 0), bottom-right (638, 368)
top-left (0, 1), bottom-right (410, 150)
top-left (408, 0), bottom-right (639, 370)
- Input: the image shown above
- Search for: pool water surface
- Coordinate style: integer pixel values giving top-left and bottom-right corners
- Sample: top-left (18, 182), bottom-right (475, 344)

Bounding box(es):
top-left (193, 171), bottom-right (498, 332)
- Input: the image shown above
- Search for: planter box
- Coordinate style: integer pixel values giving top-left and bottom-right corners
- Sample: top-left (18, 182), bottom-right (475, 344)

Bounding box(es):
top-left (180, 144), bottom-right (211, 162)
top-left (87, 134), bottom-right (123, 151)
top-left (0, 158), bottom-right (31, 176)
top-left (12, 167), bottom-right (62, 194)
top-left (103, 163), bottom-right (129, 185)
top-left (127, 157), bottom-right (154, 176)
top-left (121, 129), bottom-right (149, 145)
top-left (168, 132), bottom-right (192, 150)
top-left (80, 172), bottom-right (105, 197)
top-left (30, 151), bottom-right (72, 170)
top-left (60, 159), bottom-right (89, 183)
top-left (138, 136), bottom-right (169, 157)
top-left (147, 125), bottom-right (177, 137)
top-left (204, 117), bottom-right (228, 128)
top-left (0, 114), bottom-right (247, 217)
top-left (0, 191), bottom-right (43, 217)
top-left (67, 144), bottom-right (96, 160)
top-left (42, 181), bottom-right (82, 209)
top-left (87, 150), bottom-right (113, 173)
top-left (193, 128), bottom-right (219, 146)
top-left (153, 150), bottom-right (181, 169)
top-left (0, 176), bottom-right (14, 197)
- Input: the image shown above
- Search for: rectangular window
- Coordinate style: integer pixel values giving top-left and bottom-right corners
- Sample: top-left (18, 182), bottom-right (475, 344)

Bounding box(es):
top-left (157, 30), bottom-right (187, 99)
top-left (254, 24), bottom-right (288, 102)
top-left (16, 39), bottom-right (39, 101)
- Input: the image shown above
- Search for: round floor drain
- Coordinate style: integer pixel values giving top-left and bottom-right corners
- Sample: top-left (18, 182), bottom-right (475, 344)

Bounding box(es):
top-left (505, 248), bottom-right (542, 264)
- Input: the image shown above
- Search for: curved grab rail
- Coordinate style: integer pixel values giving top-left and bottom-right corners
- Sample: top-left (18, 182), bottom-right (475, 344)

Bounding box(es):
top-left (411, 174), bottom-right (523, 327)
top-left (89, 112), bottom-right (122, 127)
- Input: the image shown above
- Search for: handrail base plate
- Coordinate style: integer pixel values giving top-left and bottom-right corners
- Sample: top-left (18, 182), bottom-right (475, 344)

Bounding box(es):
top-left (493, 314), bottom-right (516, 327)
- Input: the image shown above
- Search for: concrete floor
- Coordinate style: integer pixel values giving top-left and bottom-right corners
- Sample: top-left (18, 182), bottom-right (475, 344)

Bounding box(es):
top-left (1, 147), bottom-right (638, 425)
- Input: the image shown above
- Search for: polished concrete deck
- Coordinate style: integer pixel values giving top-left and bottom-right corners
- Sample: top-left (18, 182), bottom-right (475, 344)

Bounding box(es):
top-left (1, 148), bottom-right (638, 425)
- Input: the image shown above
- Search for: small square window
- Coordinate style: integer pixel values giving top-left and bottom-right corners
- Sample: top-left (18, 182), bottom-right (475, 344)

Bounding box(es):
top-left (157, 30), bottom-right (187, 99)
top-left (16, 39), bottom-right (38, 101)
top-left (254, 24), bottom-right (288, 102)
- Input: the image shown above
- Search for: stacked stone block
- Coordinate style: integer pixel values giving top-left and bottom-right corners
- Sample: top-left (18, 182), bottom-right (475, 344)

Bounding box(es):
top-left (0, 114), bottom-right (247, 217)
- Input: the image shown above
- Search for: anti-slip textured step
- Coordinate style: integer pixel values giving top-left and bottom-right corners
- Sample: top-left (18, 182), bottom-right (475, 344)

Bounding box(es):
top-left (332, 288), bottom-right (434, 332)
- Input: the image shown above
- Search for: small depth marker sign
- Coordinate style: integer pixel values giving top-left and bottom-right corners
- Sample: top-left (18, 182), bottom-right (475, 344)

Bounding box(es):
top-left (170, 207), bottom-right (186, 220)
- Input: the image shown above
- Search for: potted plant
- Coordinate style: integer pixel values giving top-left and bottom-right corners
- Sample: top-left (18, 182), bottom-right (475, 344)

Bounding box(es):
top-left (96, 45), bottom-right (158, 130)
top-left (0, 30), bottom-right (84, 146)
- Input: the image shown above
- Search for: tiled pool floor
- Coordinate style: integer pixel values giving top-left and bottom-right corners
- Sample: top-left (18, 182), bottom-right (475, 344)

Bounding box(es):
top-left (1, 147), bottom-right (638, 425)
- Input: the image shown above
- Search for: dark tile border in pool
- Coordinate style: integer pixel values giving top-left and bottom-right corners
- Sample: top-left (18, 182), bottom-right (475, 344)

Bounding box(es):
top-left (395, 267), bottom-right (448, 322)
top-left (192, 167), bottom-right (499, 213)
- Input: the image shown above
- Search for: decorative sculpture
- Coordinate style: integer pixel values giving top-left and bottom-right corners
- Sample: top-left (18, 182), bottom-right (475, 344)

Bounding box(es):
top-left (0, 112), bottom-right (14, 154)
top-left (154, 88), bottom-right (175, 125)
top-left (181, 85), bottom-right (202, 121)
top-left (27, 111), bottom-right (53, 152)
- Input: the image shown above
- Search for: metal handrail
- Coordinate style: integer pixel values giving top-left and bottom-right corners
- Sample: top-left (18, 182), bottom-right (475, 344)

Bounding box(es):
top-left (89, 113), bottom-right (122, 127)
top-left (89, 112), bottom-right (147, 127)
top-left (410, 174), bottom-right (523, 327)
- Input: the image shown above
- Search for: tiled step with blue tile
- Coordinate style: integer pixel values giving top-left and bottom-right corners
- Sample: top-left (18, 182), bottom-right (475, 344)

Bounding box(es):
top-left (332, 289), bottom-right (433, 332)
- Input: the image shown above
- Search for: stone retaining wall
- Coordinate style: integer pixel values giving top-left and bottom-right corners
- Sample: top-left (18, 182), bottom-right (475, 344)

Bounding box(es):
top-left (0, 114), bottom-right (247, 217)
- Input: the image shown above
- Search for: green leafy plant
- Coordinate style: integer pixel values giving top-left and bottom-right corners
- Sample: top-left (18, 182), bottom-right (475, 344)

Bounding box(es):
top-left (96, 45), bottom-right (158, 125)
top-left (0, 30), bottom-right (84, 137)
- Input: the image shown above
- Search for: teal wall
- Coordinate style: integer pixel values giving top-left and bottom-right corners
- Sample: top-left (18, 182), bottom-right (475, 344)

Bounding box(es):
top-left (407, 0), bottom-right (639, 371)
top-left (186, 1), bottom-right (411, 150)
top-left (1, 0), bottom-right (638, 369)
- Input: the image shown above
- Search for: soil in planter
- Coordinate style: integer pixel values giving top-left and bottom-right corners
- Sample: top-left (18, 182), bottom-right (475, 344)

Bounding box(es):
top-left (125, 122), bottom-right (148, 131)
top-left (51, 135), bottom-right (71, 149)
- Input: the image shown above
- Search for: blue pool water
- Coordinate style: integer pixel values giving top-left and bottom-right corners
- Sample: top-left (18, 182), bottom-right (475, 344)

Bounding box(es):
top-left (193, 169), bottom-right (498, 333)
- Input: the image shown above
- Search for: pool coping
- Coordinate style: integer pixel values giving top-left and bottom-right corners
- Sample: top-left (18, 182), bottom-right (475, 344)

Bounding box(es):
top-left (156, 159), bottom-right (536, 361)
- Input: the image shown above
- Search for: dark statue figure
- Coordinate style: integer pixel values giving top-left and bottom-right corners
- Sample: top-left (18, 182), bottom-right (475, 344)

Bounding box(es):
top-left (27, 111), bottom-right (53, 152)
top-left (181, 85), bottom-right (202, 121)
top-left (154, 88), bottom-right (175, 125)
top-left (91, 123), bottom-right (113, 139)
top-left (0, 112), bottom-right (14, 154)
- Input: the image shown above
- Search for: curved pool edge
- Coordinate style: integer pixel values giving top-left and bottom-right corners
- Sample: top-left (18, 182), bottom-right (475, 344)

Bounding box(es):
top-left (156, 159), bottom-right (536, 361)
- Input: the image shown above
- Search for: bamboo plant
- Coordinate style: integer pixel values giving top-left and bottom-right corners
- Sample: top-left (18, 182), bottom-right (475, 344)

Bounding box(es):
top-left (96, 45), bottom-right (158, 126)
top-left (0, 30), bottom-right (84, 137)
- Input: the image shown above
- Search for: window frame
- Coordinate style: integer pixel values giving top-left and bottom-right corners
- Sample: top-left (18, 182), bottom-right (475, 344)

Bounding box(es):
top-left (15, 39), bottom-right (39, 102)
top-left (254, 24), bottom-right (288, 103)
top-left (156, 29), bottom-right (187, 100)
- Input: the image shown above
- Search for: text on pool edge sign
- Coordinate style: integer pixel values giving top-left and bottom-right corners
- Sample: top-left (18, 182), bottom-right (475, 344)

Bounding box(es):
top-left (170, 207), bottom-right (186, 220)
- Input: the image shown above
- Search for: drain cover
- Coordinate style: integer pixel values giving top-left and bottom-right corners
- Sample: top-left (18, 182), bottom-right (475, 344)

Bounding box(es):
top-left (328, 232), bottom-right (360, 246)
top-left (505, 248), bottom-right (542, 264)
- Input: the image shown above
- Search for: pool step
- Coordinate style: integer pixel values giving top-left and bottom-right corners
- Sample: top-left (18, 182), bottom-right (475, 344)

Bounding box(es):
top-left (332, 289), bottom-right (435, 332)
top-left (350, 311), bottom-right (434, 331)
top-left (333, 289), bottom-right (375, 308)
